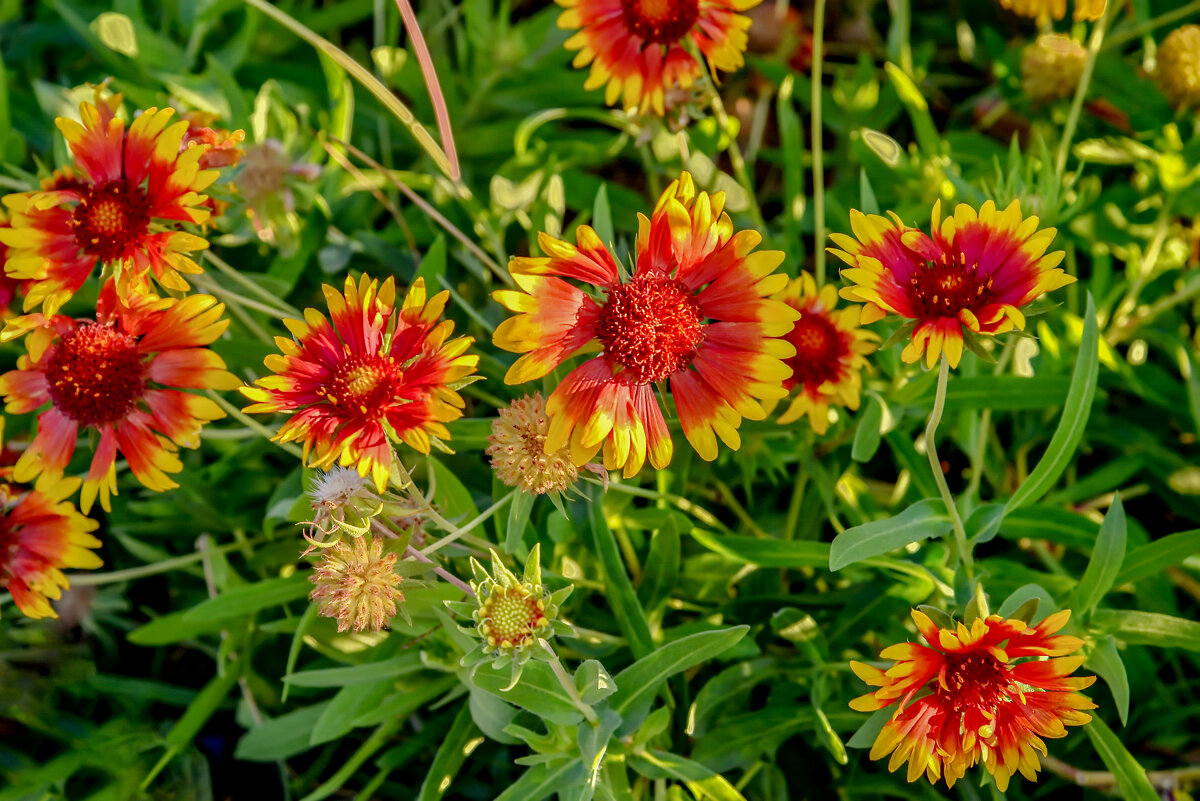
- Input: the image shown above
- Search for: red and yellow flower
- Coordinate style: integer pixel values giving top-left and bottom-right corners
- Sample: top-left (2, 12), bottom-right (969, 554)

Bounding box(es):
top-left (0, 96), bottom-right (222, 315)
top-left (773, 273), bottom-right (876, 434)
top-left (493, 172), bottom-right (797, 477)
top-left (0, 474), bottom-right (102, 620)
top-left (0, 283), bottom-right (238, 513)
top-left (242, 275), bottom-right (478, 492)
top-left (832, 200), bottom-right (1074, 369)
top-left (557, 0), bottom-right (759, 115)
top-left (851, 609), bottom-right (1095, 791)
top-left (0, 208), bottom-right (29, 320)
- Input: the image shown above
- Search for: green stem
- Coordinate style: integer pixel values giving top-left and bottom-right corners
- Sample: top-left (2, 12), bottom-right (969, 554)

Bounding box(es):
top-left (299, 718), bottom-right (402, 801)
top-left (1054, 6), bottom-right (1113, 184)
top-left (541, 640), bottom-right (598, 725)
top-left (68, 535), bottom-right (268, 586)
top-left (964, 339), bottom-right (1016, 501)
top-left (419, 491), bottom-right (515, 556)
top-left (203, 250), bottom-right (302, 317)
top-left (206, 391), bottom-right (305, 459)
top-left (708, 91), bottom-right (766, 231)
top-left (811, 0), bottom-right (828, 285)
top-left (1102, 0), bottom-right (1200, 51)
top-left (925, 357), bottom-right (973, 576)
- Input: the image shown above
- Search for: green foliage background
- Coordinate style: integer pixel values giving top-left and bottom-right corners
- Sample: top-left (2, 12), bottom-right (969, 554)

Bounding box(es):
top-left (1, 1), bottom-right (1199, 800)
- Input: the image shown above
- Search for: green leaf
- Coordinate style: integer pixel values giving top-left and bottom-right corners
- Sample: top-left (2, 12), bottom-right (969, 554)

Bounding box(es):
top-left (1091, 609), bottom-right (1200, 651)
top-left (858, 168), bottom-right (880, 216)
top-left (638, 515), bottom-right (682, 613)
top-left (1083, 716), bottom-right (1160, 801)
top-left (430, 457), bottom-right (478, 519)
top-left (691, 530), bottom-right (829, 569)
top-left (846, 707), bottom-right (891, 749)
top-left (611, 626), bottom-right (749, 735)
top-left (183, 574), bottom-right (311, 623)
top-left (997, 584), bottom-right (1057, 619)
top-left (493, 759), bottom-right (587, 801)
top-left (236, 702), bottom-right (330, 762)
top-left (1087, 636), bottom-right (1130, 726)
top-left (416, 235), bottom-right (448, 285)
top-left (1005, 292), bottom-right (1100, 512)
top-left (686, 658), bottom-right (778, 738)
top-left (1115, 528), bottom-right (1200, 586)
top-left (593, 183), bottom-right (615, 249)
top-left (310, 678), bottom-right (394, 745)
top-left (1068, 495), bottom-right (1126, 617)
top-left (851, 395), bottom-right (884, 463)
top-left (829, 499), bottom-right (952, 571)
top-left (587, 495), bottom-right (655, 659)
top-left (471, 660), bottom-right (584, 726)
top-left (503, 489), bottom-right (535, 554)
top-left (417, 704), bottom-right (481, 801)
top-left (284, 653), bottom-right (424, 687)
top-left (143, 660), bottom-right (244, 786)
top-left (629, 750), bottom-right (747, 801)
top-left (128, 608), bottom-right (243, 645)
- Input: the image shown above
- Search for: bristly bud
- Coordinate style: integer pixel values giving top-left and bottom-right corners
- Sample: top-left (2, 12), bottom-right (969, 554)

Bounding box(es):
top-left (1155, 25), bottom-right (1200, 109)
top-left (304, 467), bottom-right (422, 553)
top-left (309, 535), bottom-right (405, 632)
top-left (1021, 34), bottom-right (1087, 103)
top-left (445, 544), bottom-right (574, 689)
top-left (486, 394), bottom-right (579, 496)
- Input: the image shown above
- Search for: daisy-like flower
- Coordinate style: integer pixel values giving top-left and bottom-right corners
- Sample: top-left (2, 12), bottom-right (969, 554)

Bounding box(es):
top-left (0, 283), bottom-right (239, 512)
top-left (851, 609), bottom-right (1095, 791)
top-left (773, 273), bottom-right (876, 434)
top-left (557, 0), bottom-right (759, 115)
top-left (493, 172), bottom-right (797, 477)
top-left (997, 0), bottom-right (1104, 22)
top-left (832, 200), bottom-right (1074, 369)
top-left (1, 474), bottom-right (102, 620)
top-left (241, 275), bottom-right (478, 492)
top-left (0, 95), bottom-right (222, 315)
top-left (309, 534), bottom-right (404, 632)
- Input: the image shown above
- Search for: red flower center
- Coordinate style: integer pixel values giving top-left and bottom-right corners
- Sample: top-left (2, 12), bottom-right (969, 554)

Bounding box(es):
top-left (785, 311), bottom-right (847, 390)
top-left (621, 0), bottom-right (700, 44)
top-left (941, 652), bottom-right (1010, 713)
top-left (908, 260), bottom-right (996, 318)
top-left (327, 355), bottom-right (399, 412)
top-left (72, 180), bottom-right (153, 263)
top-left (596, 277), bottom-right (704, 384)
top-left (45, 324), bottom-right (146, 427)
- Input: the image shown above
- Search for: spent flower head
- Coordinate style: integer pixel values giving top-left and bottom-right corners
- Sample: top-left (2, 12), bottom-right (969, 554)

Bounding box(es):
top-left (309, 534), bottom-right (405, 633)
top-left (487, 393), bottom-right (579, 496)
top-left (1155, 25), bottom-right (1200, 110)
top-left (1021, 34), bottom-right (1086, 103)
top-left (446, 544), bottom-right (574, 689)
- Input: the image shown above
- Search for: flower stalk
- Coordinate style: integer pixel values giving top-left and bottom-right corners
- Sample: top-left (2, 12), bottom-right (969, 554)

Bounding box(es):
top-left (925, 356), bottom-right (973, 576)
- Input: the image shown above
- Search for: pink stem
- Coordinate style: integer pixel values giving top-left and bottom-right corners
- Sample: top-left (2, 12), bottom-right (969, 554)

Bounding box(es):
top-left (393, 0), bottom-right (461, 181)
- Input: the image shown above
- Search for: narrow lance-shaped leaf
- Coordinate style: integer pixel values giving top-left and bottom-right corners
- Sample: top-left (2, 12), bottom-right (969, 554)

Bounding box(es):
top-left (1068, 494), bottom-right (1126, 617)
top-left (830, 499), bottom-right (952, 571)
top-left (1006, 292), bottom-right (1100, 512)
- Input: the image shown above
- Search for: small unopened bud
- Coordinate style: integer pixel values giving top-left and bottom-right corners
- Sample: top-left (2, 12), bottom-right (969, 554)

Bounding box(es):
top-left (1021, 34), bottom-right (1087, 103)
top-left (1156, 25), bottom-right (1200, 109)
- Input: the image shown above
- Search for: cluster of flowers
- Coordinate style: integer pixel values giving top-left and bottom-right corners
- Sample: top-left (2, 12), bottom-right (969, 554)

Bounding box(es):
top-left (0, 89), bottom-right (244, 619)
top-left (0, 0), bottom-right (1129, 787)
